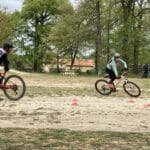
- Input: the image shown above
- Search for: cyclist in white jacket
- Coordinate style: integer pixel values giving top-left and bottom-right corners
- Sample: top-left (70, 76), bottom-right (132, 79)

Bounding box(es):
top-left (106, 53), bottom-right (127, 91)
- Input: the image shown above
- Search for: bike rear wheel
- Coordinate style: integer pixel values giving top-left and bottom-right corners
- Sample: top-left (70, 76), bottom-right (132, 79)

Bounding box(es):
top-left (3, 75), bottom-right (26, 100)
top-left (123, 81), bottom-right (141, 97)
top-left (95, 79), bottom-right (112, 95)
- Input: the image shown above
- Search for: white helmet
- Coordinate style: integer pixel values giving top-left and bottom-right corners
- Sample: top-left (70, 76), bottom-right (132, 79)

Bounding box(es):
top-left (114, 53), bottom-right (120, 58)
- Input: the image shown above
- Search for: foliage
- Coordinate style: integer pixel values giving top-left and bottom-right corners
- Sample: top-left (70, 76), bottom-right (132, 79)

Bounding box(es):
top-left (0, 8), bottom-right (13, 46)
top-left (9, 53), bottom-right (32, 71)
top-left (13, 0), bottom-right (65, 72)
top-left (0, 0), bottom-right (149, 74)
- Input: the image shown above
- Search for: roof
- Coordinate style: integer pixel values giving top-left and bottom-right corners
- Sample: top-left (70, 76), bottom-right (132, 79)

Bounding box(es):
top-left (65, 59), bottom-right (95, 67)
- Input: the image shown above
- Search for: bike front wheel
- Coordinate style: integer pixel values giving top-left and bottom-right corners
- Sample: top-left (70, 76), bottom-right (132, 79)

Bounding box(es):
top-left (95, 79), bottom-right (112, 95)
top-left (123, 81), bottom-right (141, 97)
top-left (3, 75), bottom-right (26, 100)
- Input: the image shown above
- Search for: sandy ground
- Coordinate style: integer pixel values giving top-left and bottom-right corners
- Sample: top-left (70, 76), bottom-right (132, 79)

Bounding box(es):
top-left (0, 73), bottom-right (150, 132)
top-left (0, 95), bottom-right (150, 132)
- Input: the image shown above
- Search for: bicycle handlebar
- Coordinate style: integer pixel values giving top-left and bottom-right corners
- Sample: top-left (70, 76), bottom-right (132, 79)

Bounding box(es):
top-left (121, 71), bottom-right (128, 77)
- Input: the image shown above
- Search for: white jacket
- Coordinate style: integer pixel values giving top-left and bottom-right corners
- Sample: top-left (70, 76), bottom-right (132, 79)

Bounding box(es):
top-left (107, 56), bottom-right (127, 77)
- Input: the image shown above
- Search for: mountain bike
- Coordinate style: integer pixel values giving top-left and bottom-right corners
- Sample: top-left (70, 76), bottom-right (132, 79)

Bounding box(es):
top-left (95, 72), bottom-right (141, 97)
top-left (0, 73), bottom-right (26, 100)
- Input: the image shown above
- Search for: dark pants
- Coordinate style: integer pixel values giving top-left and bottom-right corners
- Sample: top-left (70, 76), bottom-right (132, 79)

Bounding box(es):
top-left (106, 68), bottom-right (116, 82)
top-left (142, 71), bottom-right (148, 78)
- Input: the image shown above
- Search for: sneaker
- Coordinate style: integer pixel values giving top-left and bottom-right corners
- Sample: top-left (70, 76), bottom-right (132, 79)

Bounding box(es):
top-left (108, 83), bottom-right (116, 92)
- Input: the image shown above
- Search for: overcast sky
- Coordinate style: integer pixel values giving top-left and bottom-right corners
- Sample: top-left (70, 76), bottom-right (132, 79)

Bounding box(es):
top-left (0, 0), bottom-right (77, 12)
top-left (0, 0), bottom-right (23, 12)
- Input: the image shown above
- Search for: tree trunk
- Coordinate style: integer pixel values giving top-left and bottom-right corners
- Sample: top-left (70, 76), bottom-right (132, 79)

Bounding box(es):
top-left (132, 1), bottom-right (139, 73)
top-left (95, 0), bottom-right (102, 75)
top-left (106, 1), bottom-right (111, 62)
top-left (121, 0), bottom-right (133, 63)
top-left (121, 6), bottom-right (129, 62)
top-left (70, 47), bottom-right (78, 70)
top-left (133, 42), bottom-right (139, 73)
top-left (70, 21), bottom-right (81, 70)
top-left (33, 17), bottom-right (40, 72)
top-left (132, 0), bottom-right (144, 74)
top-left (56, 54), bottom-right (60, 73)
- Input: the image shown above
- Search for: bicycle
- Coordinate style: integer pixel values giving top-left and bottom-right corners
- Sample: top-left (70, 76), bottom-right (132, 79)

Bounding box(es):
top-left (95, 72), bottom-right (141, 97)
top-left (0, 73), bottom-right (26, 100)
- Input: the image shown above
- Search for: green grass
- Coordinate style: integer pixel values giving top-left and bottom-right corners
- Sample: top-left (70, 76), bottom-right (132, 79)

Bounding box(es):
top-left (0, 128), bottom-right (150, 150)
top-left (22, 73), bottom-right (150, 98)
top-left (21, 72), bottom-right (150, 98)
top-left (26, 85), bottom-right (150, 98)
top-left (0, 75), bottom-right (150, 149)
top-left (26, 86), bottom-right (98, 97)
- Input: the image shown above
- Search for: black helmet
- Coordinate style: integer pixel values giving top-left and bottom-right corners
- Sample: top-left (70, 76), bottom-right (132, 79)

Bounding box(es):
top-left (3, 43), bottom-right (14, 49)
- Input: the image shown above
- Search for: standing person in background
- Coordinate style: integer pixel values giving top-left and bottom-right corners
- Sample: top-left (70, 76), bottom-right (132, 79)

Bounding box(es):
top-left (142, 64), bottom-right (149, 78)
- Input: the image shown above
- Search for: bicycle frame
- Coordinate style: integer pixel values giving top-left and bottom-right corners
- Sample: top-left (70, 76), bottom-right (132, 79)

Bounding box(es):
top-left (114, 75), bottom-right (128, 88)
top-left (0, 75), bottom-right (14, 90)
top-left (0, 84), bottom-right (14, 89)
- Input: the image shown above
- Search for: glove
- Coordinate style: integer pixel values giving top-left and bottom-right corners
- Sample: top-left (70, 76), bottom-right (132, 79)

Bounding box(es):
top-left (123, 71), bottom-right (128, 76)
top-left (0, 73), bottom-right (5, 77)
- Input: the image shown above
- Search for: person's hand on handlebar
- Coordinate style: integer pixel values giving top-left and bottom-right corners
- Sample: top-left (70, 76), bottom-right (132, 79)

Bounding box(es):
top-left (0, 72), bottom-right (6, 77)
top-left (123, 68), bottom-right (128, 76)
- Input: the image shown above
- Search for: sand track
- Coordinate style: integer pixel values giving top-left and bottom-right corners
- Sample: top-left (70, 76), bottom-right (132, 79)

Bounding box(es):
top-left (0, 96), bottom-right (150, 132)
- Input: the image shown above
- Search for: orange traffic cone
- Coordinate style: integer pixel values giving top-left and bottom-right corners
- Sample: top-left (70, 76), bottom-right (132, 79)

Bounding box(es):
top-left (128, 99), bottom-right (135, 103)
top-left (144, 104), bottom-right (150, 108)
top-left (71, 98), bottom-right (78, 106)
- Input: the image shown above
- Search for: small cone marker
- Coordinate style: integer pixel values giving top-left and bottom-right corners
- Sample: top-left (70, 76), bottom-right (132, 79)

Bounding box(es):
top-left (144, 104), bottom-right (150, 108)
top-left (128, 99), bottom-right (135, 103)
top-left (71, 98), bottom-right (78, 106)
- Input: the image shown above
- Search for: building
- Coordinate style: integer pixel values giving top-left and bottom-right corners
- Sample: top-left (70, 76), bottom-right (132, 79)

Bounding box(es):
top-left (65, 59), bottom-right (95, 72)
top-left (42, 59), bottom-right (95, 73)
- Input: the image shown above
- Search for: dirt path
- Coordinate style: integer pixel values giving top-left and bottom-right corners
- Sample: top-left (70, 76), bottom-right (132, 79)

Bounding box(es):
top-left (0, 96), bottom-right (150, 132)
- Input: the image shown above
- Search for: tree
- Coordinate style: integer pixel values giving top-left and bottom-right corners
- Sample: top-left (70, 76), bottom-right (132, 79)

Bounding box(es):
top-left (0, 8), bottom-right (13, 46)
top-left (21, 0), bottom-right (63, 72)
top-left (73, 0), bottom-right (103, 74)
top-left (95, 0), bottom-right (102, 74)
top-left (9, 0), bottom-right (149, 74)
top-left (120, 0), bottom-right (134, 63)
top-left (50, 1), bottom-right (85, 71)
top-left (132, 0), bottom-right (150, 73)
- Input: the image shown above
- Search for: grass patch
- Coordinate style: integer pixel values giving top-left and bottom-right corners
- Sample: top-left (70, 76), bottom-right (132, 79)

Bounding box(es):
top-left (0, 128), bottom-right (150, 150)
top-left (26, 86), bottom-right (98, 97)
top-left (26, 85), bottom-right (150, 98)
top-left (21, 73), bottom-right (150, 98)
